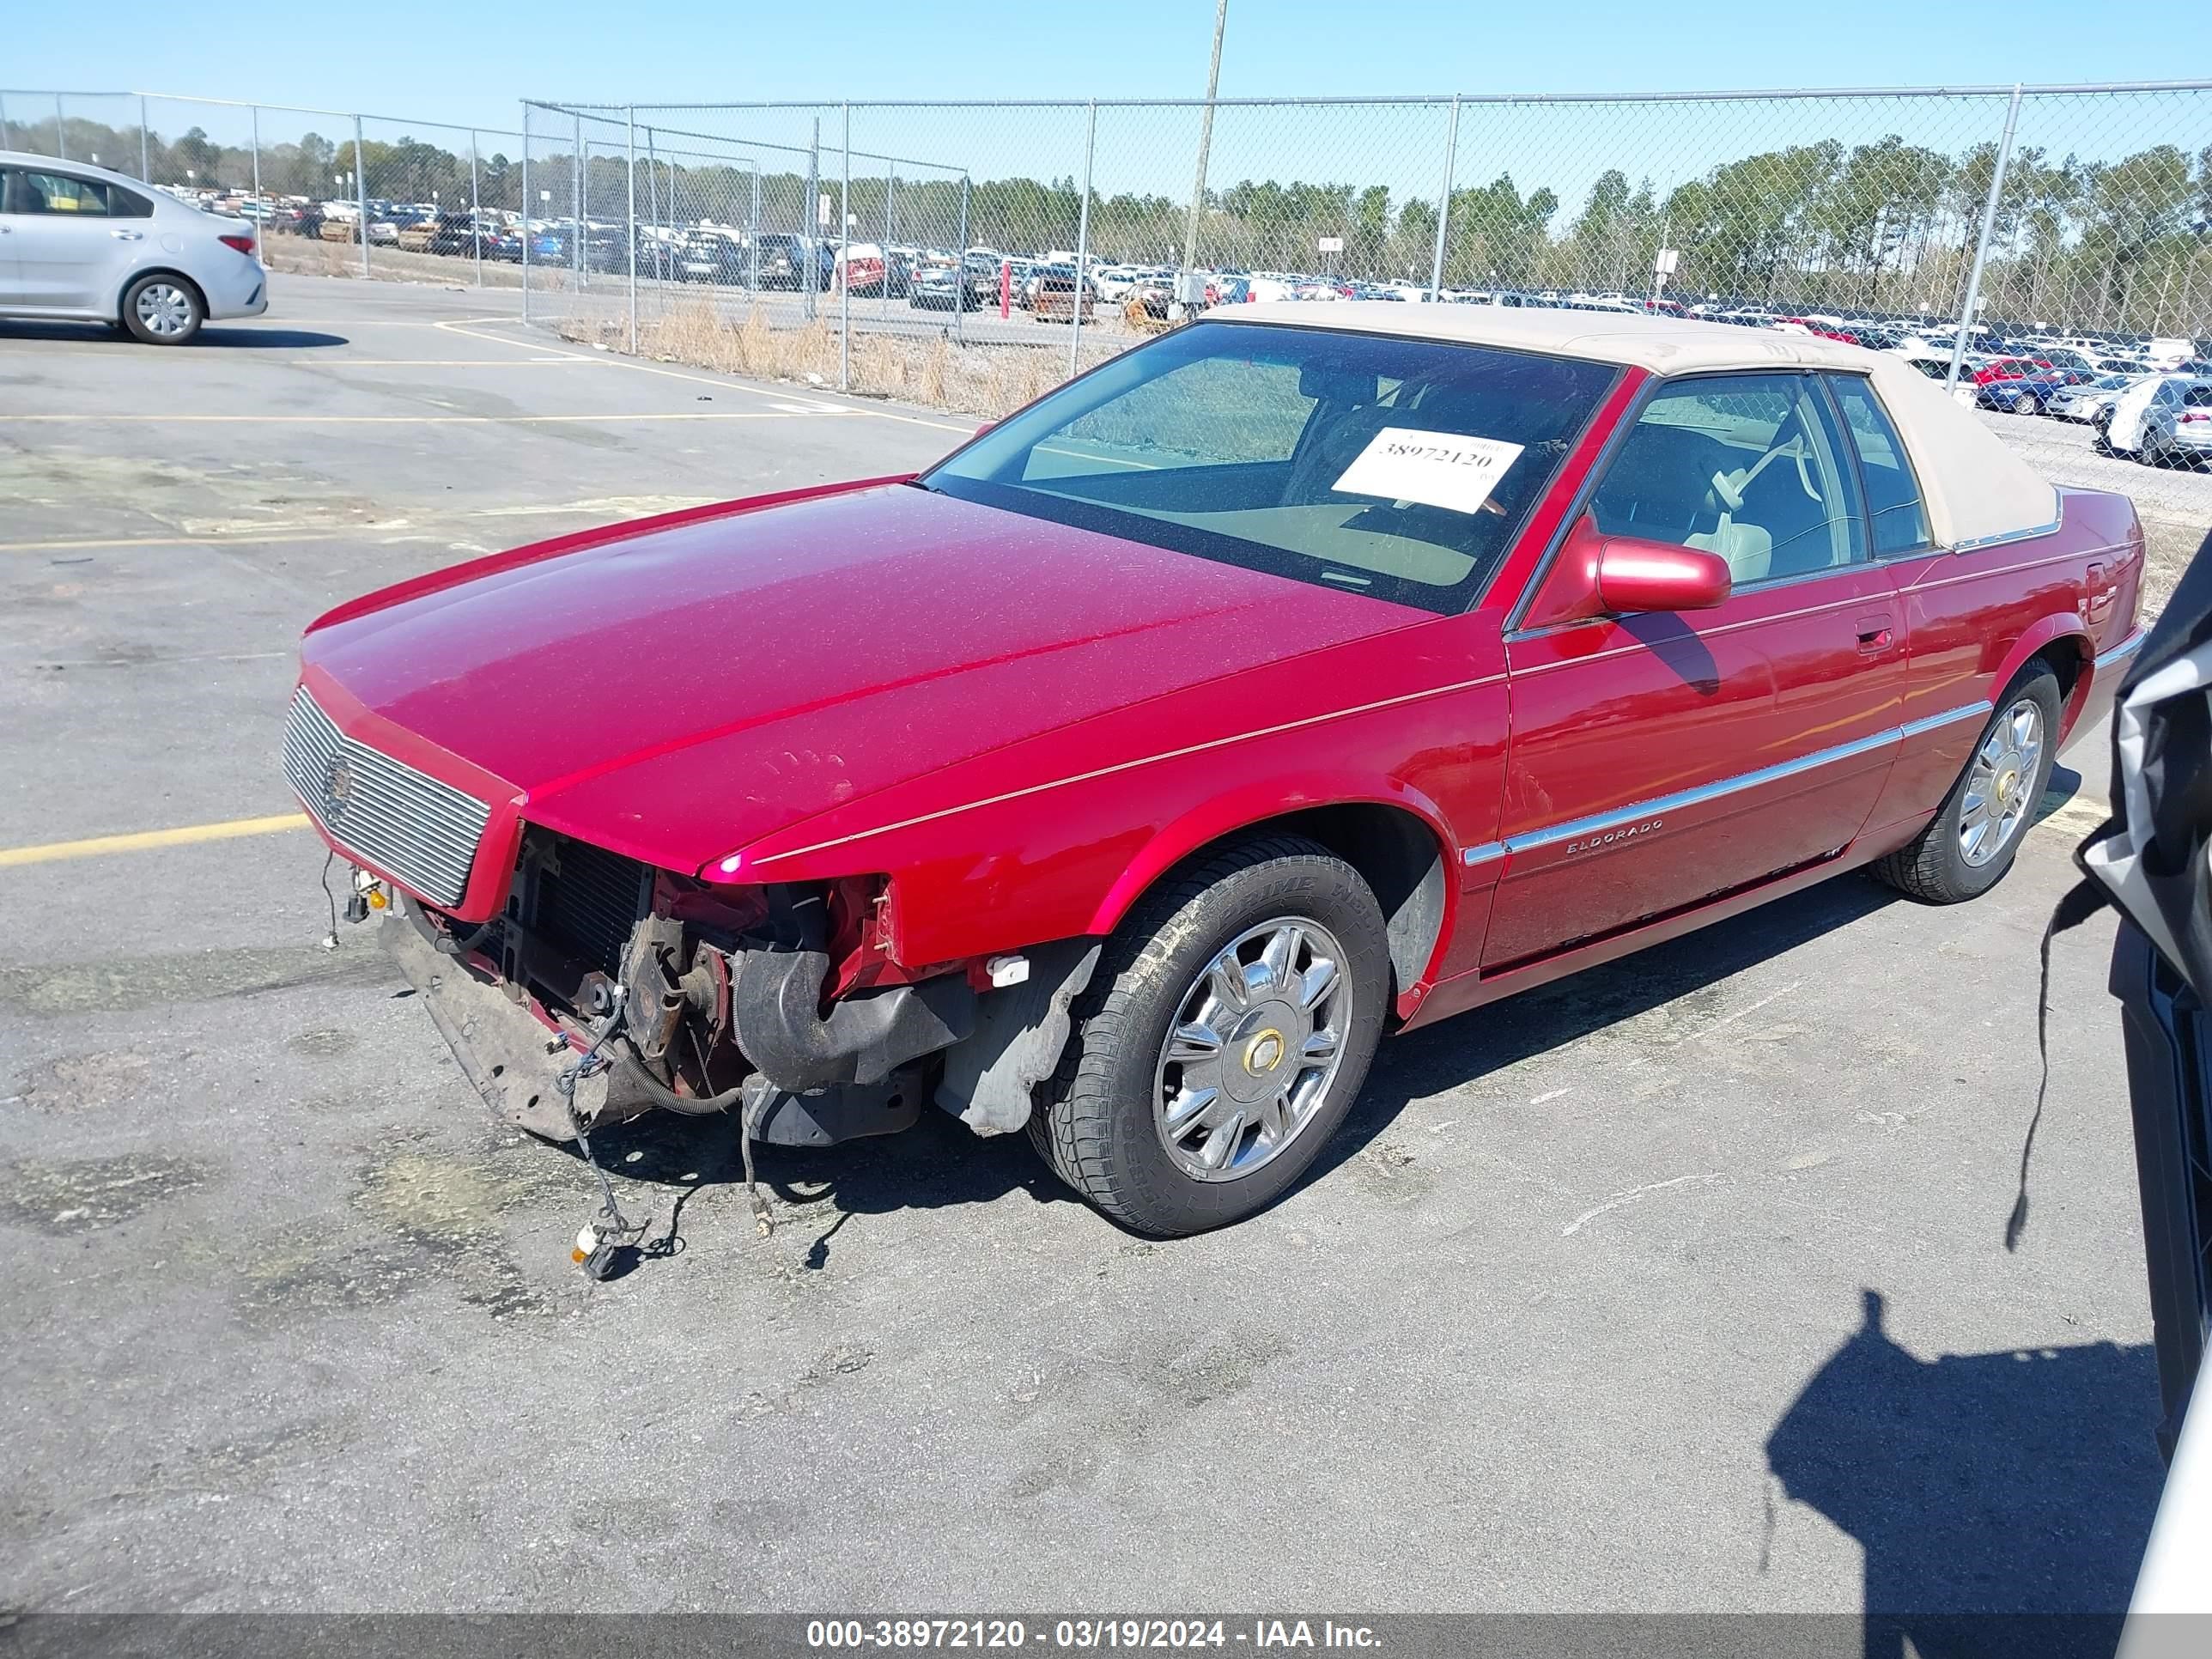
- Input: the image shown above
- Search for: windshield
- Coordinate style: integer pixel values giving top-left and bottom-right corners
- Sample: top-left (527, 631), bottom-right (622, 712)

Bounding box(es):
top-left (921, 320), bottom-right (1618, 613)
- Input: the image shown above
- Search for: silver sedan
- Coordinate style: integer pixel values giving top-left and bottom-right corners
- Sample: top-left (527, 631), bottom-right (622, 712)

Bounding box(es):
top-left (0, 149), bottom-right (269, 343)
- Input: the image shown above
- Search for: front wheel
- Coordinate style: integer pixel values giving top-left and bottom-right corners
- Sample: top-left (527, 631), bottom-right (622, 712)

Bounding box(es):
top-left (2015, 392), bottom-right (2041, 418)
top-left (1873, 666), bottom-right (2060, 904)
top-left (1030, 836), bottom-right (1390, 1236)
top-left (121, 275), bottom-right (204, 344)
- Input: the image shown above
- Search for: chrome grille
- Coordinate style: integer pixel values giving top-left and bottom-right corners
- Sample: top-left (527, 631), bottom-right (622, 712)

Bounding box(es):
top-left (283, 688), bottom-right (492, 908)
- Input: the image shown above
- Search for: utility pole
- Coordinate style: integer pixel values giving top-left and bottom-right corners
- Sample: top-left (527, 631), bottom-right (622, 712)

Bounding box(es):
top-left (1176, 0), bottom-right (1229, 316)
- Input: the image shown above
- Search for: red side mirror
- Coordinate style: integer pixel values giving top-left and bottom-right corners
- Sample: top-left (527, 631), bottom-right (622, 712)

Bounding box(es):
top-left (1523, 514), bottom-right (1732, 628)
top-left (1596, 537), bottom-right (1733, 614)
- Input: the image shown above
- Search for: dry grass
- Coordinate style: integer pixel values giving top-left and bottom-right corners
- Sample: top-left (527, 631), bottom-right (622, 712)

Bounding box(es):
top-left (2140, 516), bottom-right (2203, 617)
top-left (553, 298), bottom-right (1130, 419)
top-left (258, 238), bottom-right (554, 292)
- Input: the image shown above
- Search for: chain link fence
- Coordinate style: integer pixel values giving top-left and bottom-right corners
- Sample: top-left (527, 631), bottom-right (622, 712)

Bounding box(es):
top-left (5, 83), bottom-right (2212, 539)
top-left (0, 89), bottom-right (532, 289)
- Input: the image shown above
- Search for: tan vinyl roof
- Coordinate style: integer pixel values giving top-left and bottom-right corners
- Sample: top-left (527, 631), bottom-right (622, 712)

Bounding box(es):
top-left (1213, 301), bottom-right (2061, 550)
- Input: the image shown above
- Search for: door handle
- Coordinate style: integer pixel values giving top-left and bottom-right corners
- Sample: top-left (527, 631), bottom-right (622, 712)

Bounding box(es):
top-left (1855, 613), bottom-right (1896, 653)
top-left (110, 228), bottom-right (144, 240)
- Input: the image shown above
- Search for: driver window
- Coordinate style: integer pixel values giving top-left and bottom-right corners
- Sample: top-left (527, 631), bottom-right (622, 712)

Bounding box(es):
top-left (5, 171), bottom-right (113, 216)
top-left (1590, 373), bottom-right (1864, 585)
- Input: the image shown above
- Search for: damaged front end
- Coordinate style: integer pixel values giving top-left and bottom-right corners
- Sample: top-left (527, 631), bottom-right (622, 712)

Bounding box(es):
top-left (374, 827), bottom-right (1079, 1152)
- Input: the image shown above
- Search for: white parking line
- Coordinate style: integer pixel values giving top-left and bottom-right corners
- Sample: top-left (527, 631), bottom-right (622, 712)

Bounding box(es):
top-left (9, 411), bottom-right (855, 424)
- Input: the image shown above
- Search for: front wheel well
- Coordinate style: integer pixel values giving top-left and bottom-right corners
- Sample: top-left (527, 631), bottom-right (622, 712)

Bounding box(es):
top-left (1157, 804), bottom-right (1449, 1006)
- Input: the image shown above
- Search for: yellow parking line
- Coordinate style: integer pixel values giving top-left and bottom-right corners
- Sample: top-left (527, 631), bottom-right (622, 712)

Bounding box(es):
top-left (0, 814), bottom-right (310, 868)
top-left (289, 357), bottom-right (587, 366)
top-left (1, 532), bottom-right (350, 553)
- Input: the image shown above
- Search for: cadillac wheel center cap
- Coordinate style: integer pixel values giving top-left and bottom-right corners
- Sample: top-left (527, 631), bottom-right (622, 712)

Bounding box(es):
top-left (1243, 1029), bottom-right (1285, 1076)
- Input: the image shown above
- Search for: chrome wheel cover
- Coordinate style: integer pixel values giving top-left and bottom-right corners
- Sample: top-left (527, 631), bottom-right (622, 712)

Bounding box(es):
top-left (1959, 696), bottom-right (2044, 867)
top-left (1152, 916), bottom-right (1350, 1182)
top-left (133, 283), bottom-right (193, 337)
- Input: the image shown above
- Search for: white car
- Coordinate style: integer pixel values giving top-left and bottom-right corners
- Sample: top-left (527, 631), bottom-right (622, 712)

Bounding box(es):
top-left (0, 150), bottom-right (269, 343)
top-left (2101, 374), bottom-right (2212, 462)
top-left (2047, 373), bottom-right (2139, 424)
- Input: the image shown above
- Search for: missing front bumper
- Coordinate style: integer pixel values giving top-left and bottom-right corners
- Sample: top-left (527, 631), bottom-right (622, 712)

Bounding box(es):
top-left (382, 914), bottom-right (650, 1142)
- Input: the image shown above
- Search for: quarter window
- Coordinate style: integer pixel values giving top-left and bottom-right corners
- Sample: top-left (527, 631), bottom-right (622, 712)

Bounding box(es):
top-left (1589, 373), bottom-right (1864, 584)
top-left (1827, 377), bottom-right (1929, 555)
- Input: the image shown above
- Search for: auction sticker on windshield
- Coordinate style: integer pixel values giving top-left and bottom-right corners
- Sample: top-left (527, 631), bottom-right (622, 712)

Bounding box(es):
top-left (1333, 428), bottom-right (1524, 514)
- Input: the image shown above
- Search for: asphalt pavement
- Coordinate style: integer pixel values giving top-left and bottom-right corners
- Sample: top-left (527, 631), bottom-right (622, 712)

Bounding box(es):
top-left (0, 275), bottom-right (2170, 1620)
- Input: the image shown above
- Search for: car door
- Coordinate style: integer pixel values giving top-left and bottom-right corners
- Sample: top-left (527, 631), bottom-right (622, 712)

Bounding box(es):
top-left (1482, 370), bottom-right (1905, 970)
top-left (1, 167), bottom-right (144, 312)
top-left (0, 168), bottom-right (27, 306)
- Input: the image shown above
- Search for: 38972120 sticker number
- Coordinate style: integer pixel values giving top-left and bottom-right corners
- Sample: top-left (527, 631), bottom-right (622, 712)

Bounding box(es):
top-left (1331, 426), bottom-right (1525, 516)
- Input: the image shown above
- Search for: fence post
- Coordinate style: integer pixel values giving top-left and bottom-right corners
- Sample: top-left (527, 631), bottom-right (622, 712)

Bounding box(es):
top-left (1948, 84), bottom-right (2023, 392)
top-left (839, 103), bottom-right (852, 393)
top-left (881, 165), bottom-right (896, 319)
top-left (750, 162), bottom-right (762, 293)
top-left (625, 106), bottom-right (639, 353)
top-left (805, 117), bottom-right (819, 322)
top-left (573, 112), bottom-right (585, 289)
top-left (1428, 95), bottom-right (1461, 301)
top-left (469, 131), bottom-right (483, 289)
top-left (137, 96), bottom-right (149, 181)
top-left (644, 127), bottom-right (660, 283)
top-left (0, 93), bottom-right (10, 153)
top-left (55, 94), bottom-right (65, 161)
top-left (1180, 0), bottom-right (1229, 299)
top-left (955, 173), bottom-right (969, 346)
top-left (520, 102), bottom-right (532, 324)
top-left (1070, 100), bottom-right (1097, 378)
top-left (353, 114), bottom-right (369, 279)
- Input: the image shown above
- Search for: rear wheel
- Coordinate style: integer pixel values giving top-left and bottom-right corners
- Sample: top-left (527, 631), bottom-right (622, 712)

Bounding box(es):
top-left (1873, 666), bottom-right (2061, 904)
top-left (120, 275), bottom-right (203, 345)
top-left (1029, 835), bottom-right (1389, 1236)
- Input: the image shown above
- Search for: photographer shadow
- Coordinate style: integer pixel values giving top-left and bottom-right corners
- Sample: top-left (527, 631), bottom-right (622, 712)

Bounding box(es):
top-left (1766, 1289), bottom-right (2165, 1659)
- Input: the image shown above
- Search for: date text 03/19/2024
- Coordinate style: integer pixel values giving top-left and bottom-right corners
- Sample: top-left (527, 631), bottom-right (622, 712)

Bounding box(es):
top-left (804, 1619), bottom-right (1381, 1650)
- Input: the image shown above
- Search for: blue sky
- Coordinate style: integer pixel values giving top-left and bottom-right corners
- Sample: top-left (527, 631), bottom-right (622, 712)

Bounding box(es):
top-left (8, 0), bottom-right (2205, 132)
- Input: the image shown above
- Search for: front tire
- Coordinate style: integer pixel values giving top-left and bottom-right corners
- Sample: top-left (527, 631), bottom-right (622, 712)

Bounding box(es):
top-left (1030, 836), bottom-right (1390, 1236)
top-left (121, 275), bottom-right (204, 344)
top-left (1873, 666), bottom-right (2061, 904)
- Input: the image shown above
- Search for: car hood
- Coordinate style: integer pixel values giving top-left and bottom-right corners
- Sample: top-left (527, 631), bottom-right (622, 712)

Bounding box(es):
top-left (301, 481), bottom-right (1420, 873)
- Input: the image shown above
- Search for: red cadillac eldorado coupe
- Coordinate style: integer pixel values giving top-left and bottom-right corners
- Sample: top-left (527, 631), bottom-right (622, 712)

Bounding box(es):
top-left (287, 305), bottom-right (2145, 1236)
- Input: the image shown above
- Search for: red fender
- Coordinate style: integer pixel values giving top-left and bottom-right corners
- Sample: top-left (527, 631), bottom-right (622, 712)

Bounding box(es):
top-left (1989, 611), bottom-right (2094, 731)
top-left (1082, 771), bottom-right (1467, 988)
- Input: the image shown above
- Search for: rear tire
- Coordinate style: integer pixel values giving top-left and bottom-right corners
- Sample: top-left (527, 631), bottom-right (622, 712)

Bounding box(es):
top-left (1873, 666), bottom-right (2061, 904)
top-left (1029, 835), bottom-right (1389, 1236)
top-left (120, 274), bottom-right (204, 345)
